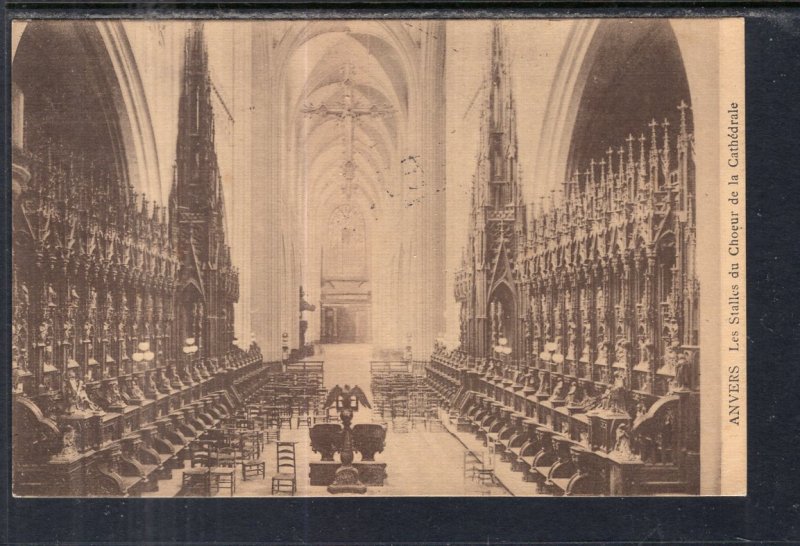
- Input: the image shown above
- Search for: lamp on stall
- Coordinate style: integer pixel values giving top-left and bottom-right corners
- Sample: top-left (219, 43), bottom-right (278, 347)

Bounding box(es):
top-left (137, 341), bottom-right (155, 367)
top-left (182, 337), bottom-right (199, 382)
top-left (495, 337), bottom-right (513, 356)
top-left (183, 338), bottom-right (198, 356)
top-left (492, 337), bottom-right (512, 376)
top-left (541, 341), bottom-right (556, 362)
top-left (281, 332), bottom-right (289, 364)
top-left (132, 340), bottom-right (153, 371)
top-left (132, 347), bottom-right (144, 372)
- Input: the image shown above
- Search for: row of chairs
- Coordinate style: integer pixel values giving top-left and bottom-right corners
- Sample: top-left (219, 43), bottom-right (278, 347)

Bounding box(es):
top-left (182, 440), bottom-right (238, 496)
top-left (464, 447), bottom-right (497, 486)
top-left (371, 369), bottom-right (441, 423)
top-left (181, 441), bottom-right (297, 496)
top-left (272, 441), bottom-right (297, 495)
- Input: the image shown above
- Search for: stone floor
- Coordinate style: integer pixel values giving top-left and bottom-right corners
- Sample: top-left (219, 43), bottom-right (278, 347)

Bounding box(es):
top-left (143, 344), bottom-right (511, 497)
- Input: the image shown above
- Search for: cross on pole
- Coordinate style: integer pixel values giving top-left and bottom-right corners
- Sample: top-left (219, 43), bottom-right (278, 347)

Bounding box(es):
top-left (302, 64), bottom-right (395, 199)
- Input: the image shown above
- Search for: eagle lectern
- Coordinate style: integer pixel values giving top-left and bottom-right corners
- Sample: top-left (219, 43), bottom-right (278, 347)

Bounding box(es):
top-left (324, 384), bottom-right (371, 494)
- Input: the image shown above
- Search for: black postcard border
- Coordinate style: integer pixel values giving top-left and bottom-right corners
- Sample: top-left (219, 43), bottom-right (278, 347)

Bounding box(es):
top-left (2, 4), bottom-right (799, 544)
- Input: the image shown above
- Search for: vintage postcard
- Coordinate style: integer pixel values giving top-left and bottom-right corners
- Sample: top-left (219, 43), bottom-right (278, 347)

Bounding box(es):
top-left (11, 17), bottom-right (745, 497)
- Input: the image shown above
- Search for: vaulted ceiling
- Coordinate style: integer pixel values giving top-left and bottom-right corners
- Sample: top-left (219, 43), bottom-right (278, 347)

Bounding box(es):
top-left (283, 29), bottom-right (409, 223)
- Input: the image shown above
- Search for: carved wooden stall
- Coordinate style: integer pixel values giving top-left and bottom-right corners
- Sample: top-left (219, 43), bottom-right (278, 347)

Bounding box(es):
top-left (439, 24), bottom-right (699, 496)
top-left (11, 22), bottom-right (250, 497)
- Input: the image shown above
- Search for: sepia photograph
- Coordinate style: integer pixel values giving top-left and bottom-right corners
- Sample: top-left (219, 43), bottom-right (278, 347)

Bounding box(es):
top-left (10, 17), bottom-right (746, 498)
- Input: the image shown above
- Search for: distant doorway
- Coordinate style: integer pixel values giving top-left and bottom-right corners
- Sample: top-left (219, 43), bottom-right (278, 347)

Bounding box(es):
top-left (319, 205), bottom-right (372, 344)
top-left (321, 304), bottom-right (371, 344)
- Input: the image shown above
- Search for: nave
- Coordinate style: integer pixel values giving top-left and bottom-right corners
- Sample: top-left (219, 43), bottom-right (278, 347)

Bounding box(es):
top-left (12, 18), bottom-right (709, 498)
top-left (141, 344), bottom-right (511, 497)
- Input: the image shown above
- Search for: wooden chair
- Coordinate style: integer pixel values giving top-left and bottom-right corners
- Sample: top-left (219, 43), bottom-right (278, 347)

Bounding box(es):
top-left (474, 448), bottom-right (496, 485)
top-left (278, 406), bottom-right (293, 430)
top-left (217, 446), bottom-right (238, 468)
top-left (271, 442), bottom-right (297, 496)
top-left (464, 450), bottom-right (482, 482)
top-left (190, 439), bottom-right (217, 468)
top-left (263, 428), bottom-right (281, 444)
top-left (295, 396), bottom-right (313, 429)
top-left (264, 408), bottom-right (281, 429)
top-left (238, 432), bottom-right (258, 460)
top-left (182, 467), bottom-right (211, 496)
top-left (210, 466), bottom-right (236, 496)
top-left (242, 459), bottom-right (266, 481)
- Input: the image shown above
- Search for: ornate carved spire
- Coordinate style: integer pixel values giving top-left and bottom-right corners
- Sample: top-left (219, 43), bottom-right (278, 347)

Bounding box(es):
top-left (170, 21), bottom-right (238, 360)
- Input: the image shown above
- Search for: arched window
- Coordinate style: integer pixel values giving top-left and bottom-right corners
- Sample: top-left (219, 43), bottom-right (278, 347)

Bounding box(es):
top-left (566, 20), bottom-right (691, 178)
top-left (323, 204), bottom-right (367, 280)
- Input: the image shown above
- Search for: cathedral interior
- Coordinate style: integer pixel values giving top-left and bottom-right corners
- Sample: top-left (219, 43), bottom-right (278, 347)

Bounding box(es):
top-left (11, 19), bottom-right (717, 497)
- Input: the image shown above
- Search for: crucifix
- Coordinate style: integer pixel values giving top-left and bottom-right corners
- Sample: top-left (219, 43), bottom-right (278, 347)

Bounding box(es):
top-left (302, 64), bottom-right (395, 199)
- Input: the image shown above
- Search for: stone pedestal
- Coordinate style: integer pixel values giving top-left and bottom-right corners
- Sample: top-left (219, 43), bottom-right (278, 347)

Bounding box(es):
top-left (608, 457), bottom-right (645, 495)
top-left (566, 404), bottom-right (583, 415)
top-left (310, 461), bottom-right (387, 486)
top-left (327, 465), bottom-right (367, 494)
top-left (587, 411), bottom-right (630, 453)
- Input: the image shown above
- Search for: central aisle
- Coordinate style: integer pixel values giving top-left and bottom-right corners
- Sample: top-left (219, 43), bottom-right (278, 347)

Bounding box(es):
top-left (144, 344), bottom-right (511, 496)
top-left (318, 344), bottom-right (374, 392)
top-left (264, 344), bottom-right (510, 496)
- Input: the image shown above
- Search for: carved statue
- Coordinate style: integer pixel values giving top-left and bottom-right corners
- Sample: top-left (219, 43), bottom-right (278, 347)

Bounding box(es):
top-left (670, 350), bottom-right (692, 392)
top-left (580, 391), bottom-right (601, 411)
top-left (525, 371), bottom-right (538, 390)
top-left (580, 318), bottom-right (592, 360)
top-left (64, 372), bottom-right (81, 414)
top-left (598, 385), bottom-right (612, 411)
top-left (54, 425), bottom-right (78, 460)
top-left (596, 287), bottom-right (605, 316)
top-left (156, 368), bottom-right (171, 393)
top-left (104, 292), bottom-right (114, 321)
top-left (190, 360), bottom-right (202, 382)
top-left (143, 372), bottom-right (155, 395)
top-left (536, 370), bottom-right (549, 395)
top-left (129, 377), bottom-right (145, 400)
top-left (65, 371), bottom-right (101, 415)
top-left (46, 283), bottom-right (58, 308)
top-left (83, 320), bottom-right (94, 340)
top-left (101, 379), bottom-right (124, 408)
top-left (550, 378), bottom-right (565, 401)
top-left (638, 336), bottom-right (652, 366)
top-left (565, 381), bottom-right (579, 406)
top-left (38, 320), bottom-right (51, 345)
top-left (596, 333), bottom-right (608, 364)
top-left (634, 394), bottom-right (648, 422)
top-left (567, 319), bottom-right (577, 358)
top-left (12, 367), bottom-right (24, 395)
top-left (88, 287), bottom-right (97, 312)
top-left (62, 319), bottom-right (74, 342)
top-left (613, 423), bottom-right (634, 460)
top-left (19, 282), bottom-right (29, 307)
top-left (614, 338), bottom-right (629, 366)
top-left (609, 370), bottom-right (628, 415)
